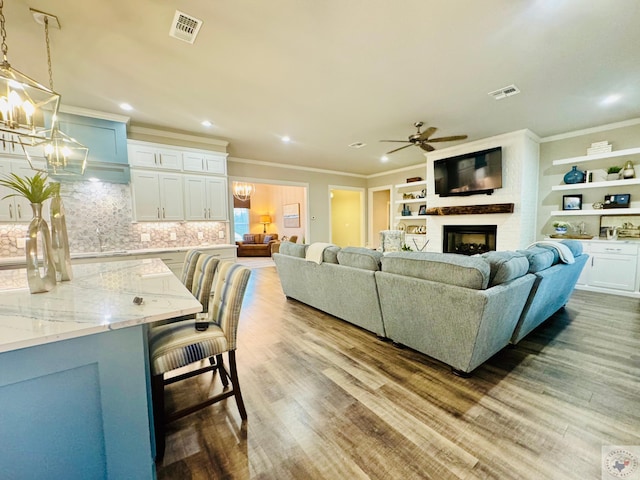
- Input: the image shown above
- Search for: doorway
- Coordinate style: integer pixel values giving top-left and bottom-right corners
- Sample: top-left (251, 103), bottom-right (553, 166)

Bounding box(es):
top-left (329, 186), bottom-right (365, 247)
top-left (368, 185), bottom-right (392, 250)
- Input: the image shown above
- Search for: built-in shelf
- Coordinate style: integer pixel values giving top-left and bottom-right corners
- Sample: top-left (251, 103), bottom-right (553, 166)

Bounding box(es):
top-left (395, 215), bottom-right (428, 221)
top-left (551, 178), bottom-right (640, 191)
top-left (395, 198), bottom-right (426, 204)
top-left (395, 180), bottom-right (427, 189)
top-left (551, 208), bottom-right (640, 216)
top-left (551, 147), bottom-right (640, 166)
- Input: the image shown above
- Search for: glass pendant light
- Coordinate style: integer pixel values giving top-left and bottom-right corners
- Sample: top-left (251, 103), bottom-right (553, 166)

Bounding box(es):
top-left (0, 0), bottom-right (60, 160)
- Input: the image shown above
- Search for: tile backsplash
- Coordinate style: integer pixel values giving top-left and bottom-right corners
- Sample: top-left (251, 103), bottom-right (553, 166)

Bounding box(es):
top-left (0, 181), bottom-right (229, 258)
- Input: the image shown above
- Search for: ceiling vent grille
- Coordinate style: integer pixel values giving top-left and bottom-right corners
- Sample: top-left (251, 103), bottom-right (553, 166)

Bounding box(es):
top-left (488, 84), bottom-right (520, 100)
top-left (169, 10), bottom-right (203, 44)
top-left (348, 142), bottom-right (367, 149)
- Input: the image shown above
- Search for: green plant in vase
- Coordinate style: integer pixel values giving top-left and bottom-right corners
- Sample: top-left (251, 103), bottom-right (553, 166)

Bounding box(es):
top-left (0, 171), bottom-right (57, 293)
top-left (553, 221), bottom-right (571, 236)
top-left (0, 171), bottom-right (57, 205)
top-left (607, 166), bottom-right (622, 181)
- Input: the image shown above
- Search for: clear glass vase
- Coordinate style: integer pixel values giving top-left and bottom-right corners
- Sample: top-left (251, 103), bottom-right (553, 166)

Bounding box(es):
top-left (26, 203), bottom-right (57, 293)
top-left (50, 190), bottom-right (73, 281)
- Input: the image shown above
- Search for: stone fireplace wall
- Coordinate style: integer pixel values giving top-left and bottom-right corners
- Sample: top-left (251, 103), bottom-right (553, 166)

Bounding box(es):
top-left (424, 130), bottom-right (540, 252)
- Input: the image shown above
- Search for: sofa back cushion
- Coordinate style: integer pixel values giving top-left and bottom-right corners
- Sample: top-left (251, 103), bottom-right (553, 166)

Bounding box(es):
top-left (278, 242), bottom-right (308, 258)
top-left (381, 252), bottom-right (490, 289)
top-left (323, 245), bottom-right (341, 264)
top-left (480, 251), bottom-right (529, 286)
top-left (517, 246), bottom-right (555, 273)
top-left (242, 234), bottom-right (256, 244)
top-left (337, 247), bottom-right (383, 271)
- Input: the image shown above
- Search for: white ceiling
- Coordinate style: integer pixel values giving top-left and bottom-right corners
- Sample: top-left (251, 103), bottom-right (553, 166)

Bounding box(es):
top-left (6, 0), bottom-right (640, 175)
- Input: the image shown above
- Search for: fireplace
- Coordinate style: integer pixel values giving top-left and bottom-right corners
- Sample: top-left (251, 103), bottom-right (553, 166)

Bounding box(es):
top-left (443, 225), bottom-right (497, 255)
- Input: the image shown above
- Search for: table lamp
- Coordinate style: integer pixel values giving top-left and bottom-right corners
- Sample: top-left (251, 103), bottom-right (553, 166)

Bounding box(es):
top-left (259, 215), bottom-right (271, 233)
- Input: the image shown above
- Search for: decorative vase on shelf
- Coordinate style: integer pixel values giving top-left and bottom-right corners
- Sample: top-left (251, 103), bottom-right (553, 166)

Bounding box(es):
top-left (563, 166), bottom-right (585, 184)
top-left (401, 204), bottom-right (412, 216)
top-left (554, 226), bottom-right (568, 235)
top-left (50, 186), bottom-right (73, 282)
top-left (622, 160), bottom-right (635, 179)
top-left (26, 203), bottom-right (57, 294)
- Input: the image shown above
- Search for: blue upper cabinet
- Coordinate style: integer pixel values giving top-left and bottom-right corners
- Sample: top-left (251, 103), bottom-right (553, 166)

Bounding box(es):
top-left (54, 112), bottom-right (130, 183)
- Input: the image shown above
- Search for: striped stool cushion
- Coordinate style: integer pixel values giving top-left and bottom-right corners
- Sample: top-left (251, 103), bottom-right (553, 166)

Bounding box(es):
top-left (191, 255), bottom-right (220, 312)
top-left (149, 322), bottom-right (228, 375)
top-left (180, 250), bottom-right (202, 290)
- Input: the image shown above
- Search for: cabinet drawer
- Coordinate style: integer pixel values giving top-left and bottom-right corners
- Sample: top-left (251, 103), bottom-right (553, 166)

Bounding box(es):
top-left (589, 243), bottom-right (638, 255)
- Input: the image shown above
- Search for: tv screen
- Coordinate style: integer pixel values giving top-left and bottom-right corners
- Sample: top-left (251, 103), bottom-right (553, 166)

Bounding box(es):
top-left (433, 146), bottom-right (502, 197)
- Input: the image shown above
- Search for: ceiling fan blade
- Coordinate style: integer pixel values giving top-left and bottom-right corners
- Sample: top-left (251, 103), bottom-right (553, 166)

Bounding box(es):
top-left (418, 126), bottom-right (437, 141)
top-left (419, 143), bottom-right (436, 152)
top-left (386, 144), bottom-right (414, 154)
top-left (428, 135), bottom-right (468, 143)
top-left (380, 140), bottom-right (411, 143)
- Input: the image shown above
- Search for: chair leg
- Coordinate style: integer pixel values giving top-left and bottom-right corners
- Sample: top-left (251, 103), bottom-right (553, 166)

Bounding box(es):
top-left (151, 373), bottom-right (166, 460)
top-left (216, 354), bottom-right (229, 387)
top-left (228, 350), bottom-right (247, 420)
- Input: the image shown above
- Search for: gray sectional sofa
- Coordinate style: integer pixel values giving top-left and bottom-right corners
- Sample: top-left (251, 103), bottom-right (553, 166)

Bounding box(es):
top-left (273, 240), bottom-right (587, 374)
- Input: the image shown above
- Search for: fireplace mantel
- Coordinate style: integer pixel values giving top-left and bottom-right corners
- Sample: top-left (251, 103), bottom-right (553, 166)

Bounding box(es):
top-left (425, 203), bottom-right (514, 216)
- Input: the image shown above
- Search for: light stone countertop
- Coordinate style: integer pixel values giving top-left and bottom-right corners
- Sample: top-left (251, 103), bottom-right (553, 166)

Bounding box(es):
top-left (0, 243), bottom-right (238, 269)
top-left (0, 258), bottom-right (202, 353)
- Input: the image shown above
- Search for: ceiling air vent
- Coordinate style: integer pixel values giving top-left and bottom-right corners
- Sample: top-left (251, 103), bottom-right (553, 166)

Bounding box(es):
top-left (488, 84), bottom-right (520, 100)
top-left (169, 10), bottom-right (203, 44)
top-left (348, 142), bottom-right (367, 149)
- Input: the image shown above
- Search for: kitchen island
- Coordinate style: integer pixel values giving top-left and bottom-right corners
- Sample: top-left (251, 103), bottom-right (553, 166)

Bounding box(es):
top-left (0, 259), bottom-right (202, 479)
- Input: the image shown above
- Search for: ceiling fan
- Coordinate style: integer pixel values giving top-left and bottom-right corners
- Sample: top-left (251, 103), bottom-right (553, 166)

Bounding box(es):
top-left (380, 121), bottom-right (468, 154)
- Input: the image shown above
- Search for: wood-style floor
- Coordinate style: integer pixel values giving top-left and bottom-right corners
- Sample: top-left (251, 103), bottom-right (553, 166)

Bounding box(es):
top-left (157, 266), bottom-right (640, 479)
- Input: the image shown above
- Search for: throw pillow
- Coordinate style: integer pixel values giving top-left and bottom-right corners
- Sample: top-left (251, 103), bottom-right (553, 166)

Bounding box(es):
top-left (480, 251), bottom-right (529, 286)
top-left (243, 234), bottom-right (255, 244)
top-left (263, 235), bottom-right (273, 243)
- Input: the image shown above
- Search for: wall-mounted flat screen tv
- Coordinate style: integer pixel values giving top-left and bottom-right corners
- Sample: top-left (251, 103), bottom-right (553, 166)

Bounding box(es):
top-left (433, 146), bottom-right (502, 197)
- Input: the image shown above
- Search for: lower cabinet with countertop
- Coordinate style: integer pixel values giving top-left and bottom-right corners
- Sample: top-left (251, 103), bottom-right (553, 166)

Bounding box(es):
top-left (576, 239), bottom-right (640, 297)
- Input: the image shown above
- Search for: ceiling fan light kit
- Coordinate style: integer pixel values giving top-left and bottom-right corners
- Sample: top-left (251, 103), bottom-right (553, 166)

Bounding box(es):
top-left (380, 121), bottom-right (468, 155)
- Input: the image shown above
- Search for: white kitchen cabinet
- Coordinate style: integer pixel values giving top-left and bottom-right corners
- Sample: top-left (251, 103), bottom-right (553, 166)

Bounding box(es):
top-left (183, 175), bottom-right (228, 221)
top-left (128, 143), bottom-right (182, 170)
top-left (576, 241), bottom-right (639, 295)
top-left (130, 170), bottom-right (184, 221)
top-left (182, 152), bottom-right (226, 175)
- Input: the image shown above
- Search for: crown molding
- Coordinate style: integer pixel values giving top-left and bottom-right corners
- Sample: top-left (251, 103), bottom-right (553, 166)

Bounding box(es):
top-left (228, 156), bottom-right (367, 178)
top-left (128, 124), bottom-right (229, 148)
top-left (59, 105), bottom-right (130, 124)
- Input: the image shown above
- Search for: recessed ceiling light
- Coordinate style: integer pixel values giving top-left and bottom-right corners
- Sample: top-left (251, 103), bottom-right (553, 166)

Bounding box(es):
top-left (349, 142), bottom-right (366, 149)
top-left (119, 103), bottom-right (133, 111)
top-left (201, 120), bottom-right (212, 127)
top-left (601, 94), bottom-right (621, 106)
top-left (281, 136), bottom-right (291, 143)
top-left (88, 177), bottom-right (100, 183)
top-left (381, 156), bottom-right (389, 162)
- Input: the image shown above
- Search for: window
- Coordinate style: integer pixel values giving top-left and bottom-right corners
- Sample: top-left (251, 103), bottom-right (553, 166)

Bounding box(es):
top-left (234, 208), bottom-right (250, 241)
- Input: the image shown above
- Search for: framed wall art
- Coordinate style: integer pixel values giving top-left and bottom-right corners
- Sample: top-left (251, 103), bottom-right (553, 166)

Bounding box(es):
top-left (562, 194), bottom-right (582, 211)
top-left (283, 203), bottom-right (300, 228)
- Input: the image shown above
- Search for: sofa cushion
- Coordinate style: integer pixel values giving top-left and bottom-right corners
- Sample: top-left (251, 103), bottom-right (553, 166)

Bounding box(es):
top-left (263, 235), bottom-right (273, 243)
top-left (518, 246), bottom-right (555, 273)
top-left (381, 252), bottom-right (490, 289)
top-left (243, 234), bottom-right (256, 244)
top-left (527, 240), bottom-right (575, 265)
top-left (480, 251), bottom-right (529, 286)
top-left (337, 247), bottom-right (383, 271)
top-left (323, 245), bottom-right (341, 264)
top-left (278, 242), bottom-right (308, 258)
top-left (561, 239), bottom-right (583, 257)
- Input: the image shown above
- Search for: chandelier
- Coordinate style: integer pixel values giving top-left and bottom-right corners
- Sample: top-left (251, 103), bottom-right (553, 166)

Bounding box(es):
top-left (28, 10), bottom-right (88, 176)
top-left (0, 0), bottom-right (60, 156)
top-left (233, 182), bottom-right (255, 201)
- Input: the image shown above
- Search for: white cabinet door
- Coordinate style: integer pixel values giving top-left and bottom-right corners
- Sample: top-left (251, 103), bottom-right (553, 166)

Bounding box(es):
top-left (0, 162), bottom-right (15, 222)
top-left (159, 173), bottom-right (184, 220)
top-left (128, 145), bottom-right (158, 168)
top-left (183, 176), bottom-right (208, 220)
top-left (204, 154), bottom-right (226, 175)
top-left (590, 253), bottom-right (637, 291)
top-left (183, 152), bottom-right (226, 175)
top-left (128, 144), bottom-right (181, 170)
top-left (131, 171), bottom-right (161, 221)
top-left (156, 149), bottom-right (182, 170)
top-left (0, 161), bottom-right (48, 222)
top-left (206, 177), bottom-right (228, 220)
